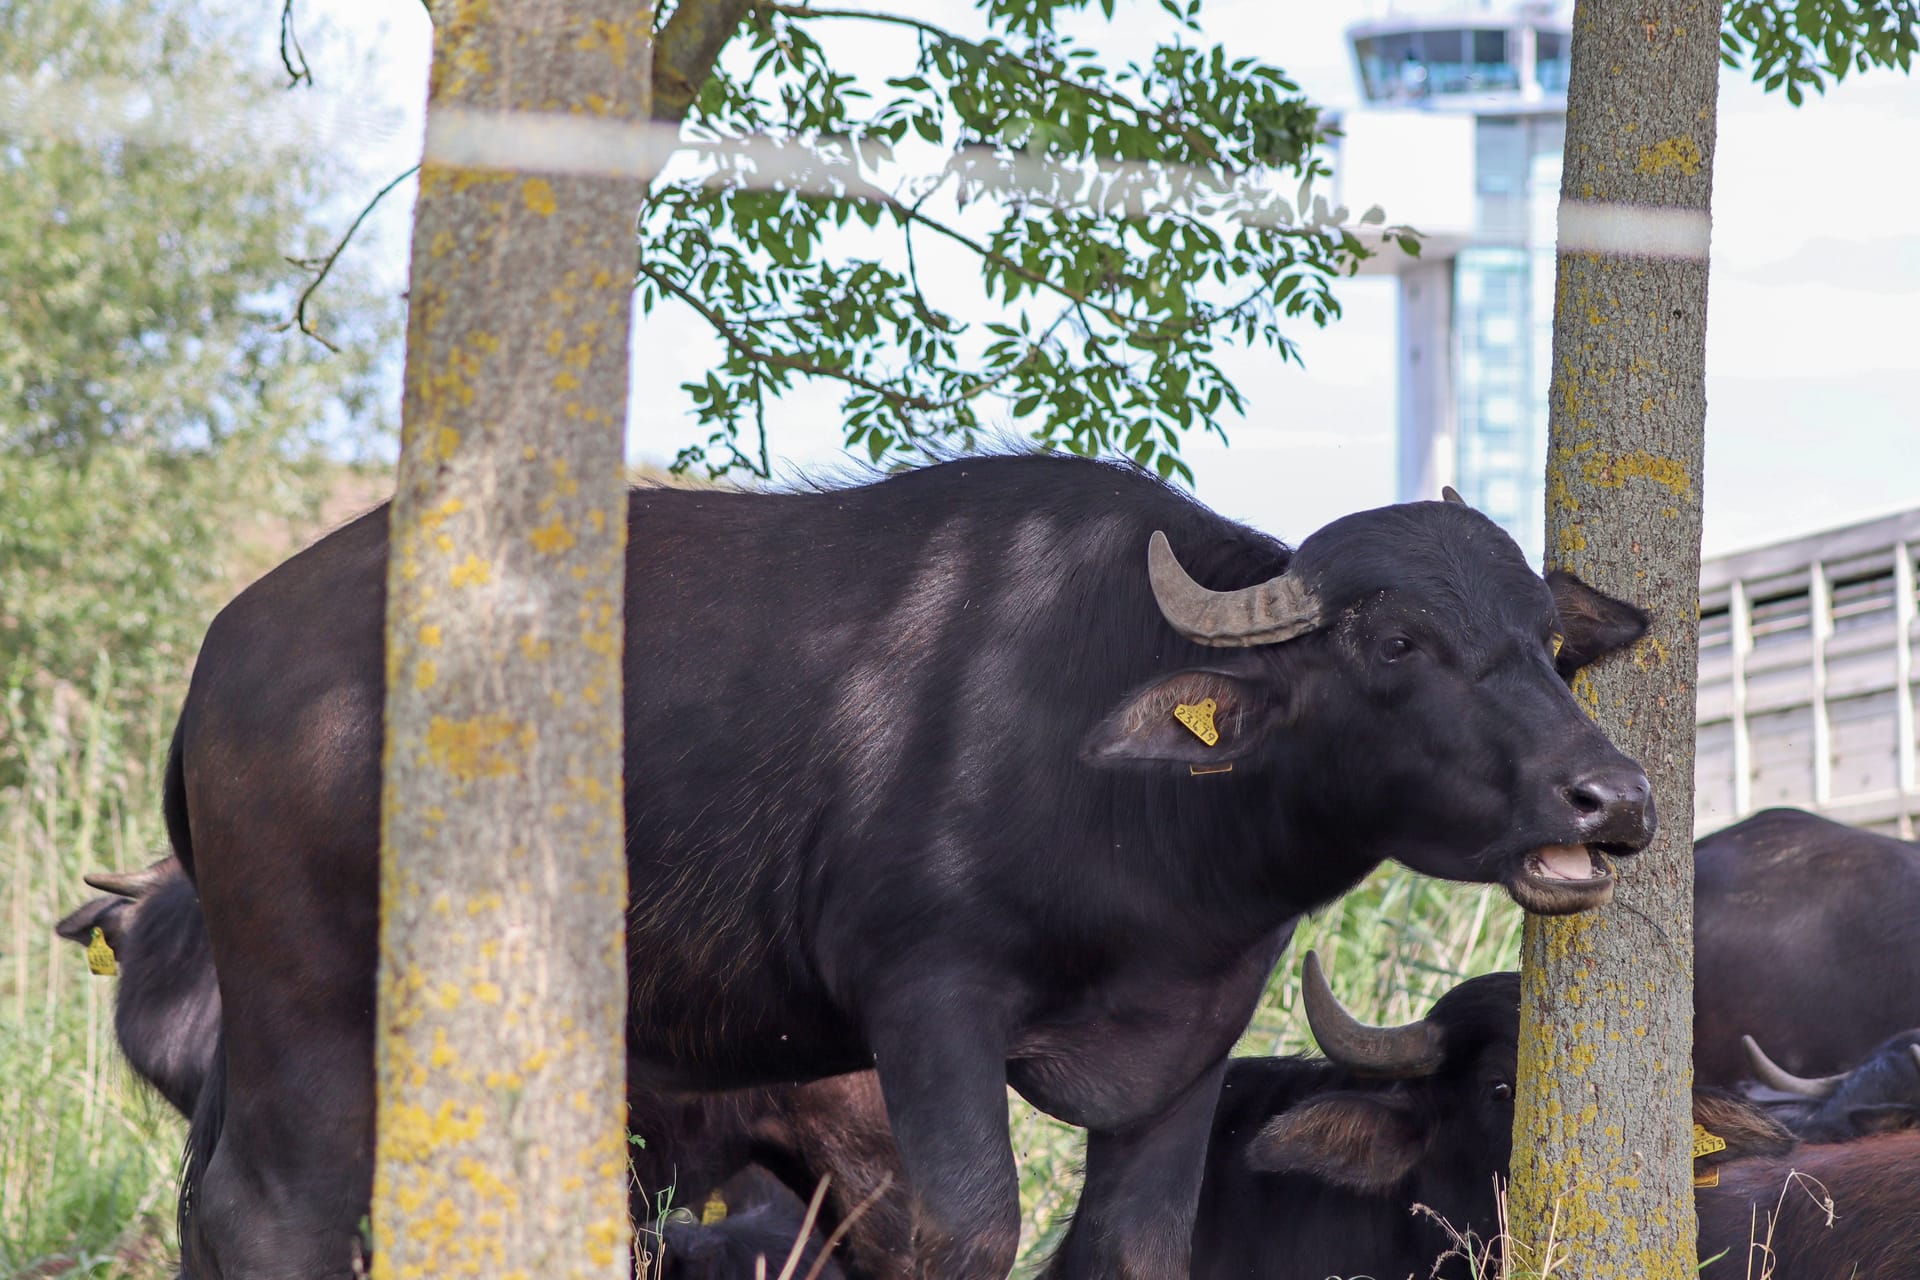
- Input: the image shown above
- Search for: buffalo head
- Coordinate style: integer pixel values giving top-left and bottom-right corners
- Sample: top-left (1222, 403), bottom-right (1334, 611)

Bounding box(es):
top-left (1084, 497), bottom-right (1655, 915)
top-left (1242, 954), bottom-right (1523, 1244)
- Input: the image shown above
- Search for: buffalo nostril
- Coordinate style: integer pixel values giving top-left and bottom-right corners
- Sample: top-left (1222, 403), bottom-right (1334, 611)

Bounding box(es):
top-left (1562, 768), bottom-right (1654, 836)
top-left (1565, 782), bottom-right (1607, 815)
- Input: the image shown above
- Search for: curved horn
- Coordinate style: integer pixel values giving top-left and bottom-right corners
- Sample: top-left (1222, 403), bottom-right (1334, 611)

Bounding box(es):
top-left (1301, 951), bottom-right (1447, 1078)
top-left (1441, 485), bottom-right (1467, 505)
top-left (1741, 1035), bottom-right (1844, 1100)
top-left (1147, 531), bottom-right (1319, 648)
top-left (1908, 1045), bottom-right (1920, 1075)
top-left (82, 858), bottom-right (170, 900)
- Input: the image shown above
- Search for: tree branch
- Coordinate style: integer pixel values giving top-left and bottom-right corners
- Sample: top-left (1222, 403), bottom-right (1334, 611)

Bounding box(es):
top-left (279, 0), bottom-right (312, 88)
top-left (638, 258), bottom-right (1059, 419)
top-left (640, 259), bottom-right (945, 409)
top-left (278, 163), bottom-right (421, 352)
top-left (766, 2), bottom-right (1223, 164)
top-left (653, 0), bottom-right (759, 124)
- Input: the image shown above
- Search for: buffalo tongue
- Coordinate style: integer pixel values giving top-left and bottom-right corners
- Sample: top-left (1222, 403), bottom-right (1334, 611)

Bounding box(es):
top-left (1531, 844), bottom-right (1597, 880)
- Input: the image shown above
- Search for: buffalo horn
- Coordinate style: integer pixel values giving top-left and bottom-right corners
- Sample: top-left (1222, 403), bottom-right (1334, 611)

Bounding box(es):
top-left (1301, 950), bottom-right (1447, 1078)
top-left (83, 858), bottom-right (170, 900)
top-left (1741, 1035), bottom-right (1845, 1099)
top-left (1441, 485), bottom-right (1467, 505)
top-left (1909, 1045), bottom-right (1920, 1075)
top-left (1147, 531), bottom-right (1319, 647)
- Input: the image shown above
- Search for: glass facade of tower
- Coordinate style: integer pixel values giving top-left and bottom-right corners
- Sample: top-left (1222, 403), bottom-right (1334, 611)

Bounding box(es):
top-left (1345, 9), bottom-right (1570, 563)
top-left (1454, 114), bottom-right (1564, 560)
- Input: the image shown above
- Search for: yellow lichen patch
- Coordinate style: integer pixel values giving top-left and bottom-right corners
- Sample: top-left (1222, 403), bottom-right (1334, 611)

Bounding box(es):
top-left (1580, 448), bottom-right (1694, 500)
top-left (413, 658), bottom-right (439, 691)
top-left (382, 1099), bottom-right (486, 1166)
top-left (430, 1028), bottom-right (458, 1071)
top-left (471, 980), bottom-right (502, 1005)
top-left (450, 554), bottom-right (491, 588)
top-left (420, 498), bottom-right (466, 533)
top-left (1635, 136), bottom-right (1702, 177)
top-left (420, 624), bottom-right (443, 649)
top-left (456, 1156), bottom-right (520, 1209)
top-left (530, 517), bottom-right (576, 556)
top-left (425, 713), bottom-right (526, 781)
top-left (522, 178), bottom-right (557, 218)
top-left (518, 634), bottom-right (552, 662)
top-left (574, 15), bottom-right (647, 68)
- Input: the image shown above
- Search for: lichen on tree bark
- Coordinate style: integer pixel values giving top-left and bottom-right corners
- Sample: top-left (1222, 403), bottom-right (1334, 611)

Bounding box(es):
top-left (373, 3), bottom-right (652, 1276)
top-left (1508, 2), bottom-right (1723, 1275)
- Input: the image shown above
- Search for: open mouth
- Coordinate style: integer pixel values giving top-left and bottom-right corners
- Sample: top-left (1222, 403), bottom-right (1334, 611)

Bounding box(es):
top-left (1504, 843), bottom-right (1620, 915)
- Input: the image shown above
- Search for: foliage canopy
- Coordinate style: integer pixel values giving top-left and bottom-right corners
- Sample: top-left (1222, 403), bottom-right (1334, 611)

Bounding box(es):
top-left (0, 0), bottom-right (395, 772)
top-left (643, 0), bottom-right (1392, 482)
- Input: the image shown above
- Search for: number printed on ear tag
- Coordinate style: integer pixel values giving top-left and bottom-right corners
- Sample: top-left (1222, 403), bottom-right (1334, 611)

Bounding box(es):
top-left (1173, 697), bottom-right (1219, 747)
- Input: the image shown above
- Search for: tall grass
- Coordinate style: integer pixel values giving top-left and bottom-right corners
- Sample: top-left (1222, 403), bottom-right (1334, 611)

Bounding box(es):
top-left (1, 663), bottom-right (183, 1280)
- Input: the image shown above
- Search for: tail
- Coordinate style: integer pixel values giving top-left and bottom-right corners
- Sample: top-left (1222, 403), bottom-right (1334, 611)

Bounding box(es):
top-left (166, 712), bottom-right (221, 1274)
top-left (163, 716), bottom-right (194, 880)
top-left (178, 1026), bottom-right (227, 1277)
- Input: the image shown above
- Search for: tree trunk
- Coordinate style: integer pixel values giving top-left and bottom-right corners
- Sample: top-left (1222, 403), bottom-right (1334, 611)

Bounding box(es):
top-left (373, 5), bottom-right (651, 1277)
top-left (1508, 2), bottom-right (1723, 1274)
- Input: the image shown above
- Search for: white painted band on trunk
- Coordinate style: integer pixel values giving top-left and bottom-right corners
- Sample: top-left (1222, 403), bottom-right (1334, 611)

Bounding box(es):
top-left (423, 109), bottom-right (681, 181)
top-left (1555, 200), bottom-right (1712, 261)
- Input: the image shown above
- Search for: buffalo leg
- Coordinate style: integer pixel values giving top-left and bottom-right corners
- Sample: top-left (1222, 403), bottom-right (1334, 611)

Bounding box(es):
top-left (869, 1006), bottom-right (1019, 1279)
top-left (1042, 1057), bottom-right (1227, 1280)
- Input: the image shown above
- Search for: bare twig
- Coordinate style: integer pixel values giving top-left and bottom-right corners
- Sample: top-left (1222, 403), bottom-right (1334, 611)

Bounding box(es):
top-left (772, 1174), bottom-right (831, 1280)
top-left (278, 163), bottom-right (421, 352)
top-left (279, 0), bottom-right (312, 88)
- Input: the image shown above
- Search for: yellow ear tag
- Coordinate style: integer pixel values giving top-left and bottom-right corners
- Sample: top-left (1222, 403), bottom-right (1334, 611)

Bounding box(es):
top-left (1173, 697), bottom-right (1219, 747)
top-left (699, 1190), bottom-right (728, 1225)
top-left (86, 926), bottom-right (118, 977)
top-left (1551, 634), bottom-right (1565, 659)
top-left (1693, 1167), bottom-right (1720, 1188)
top-left (1691, 1123), bottom-right (1726, 1159)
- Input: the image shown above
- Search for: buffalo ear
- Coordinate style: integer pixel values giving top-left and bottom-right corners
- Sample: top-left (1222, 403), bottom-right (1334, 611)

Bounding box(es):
top-left (1848, 1103), bottom-right (1920, 1136)
top-left (1690, 1087), bottom-right (1796, 1163)
top-left (54, 895), bottom-right (127, 947)
top-left (1081, 670), bottom-right (1271, 768)
top-left (1245, 1092), bottom-right (1426, 1193)
top-left (1547, 570), bottom-right (1650, 681)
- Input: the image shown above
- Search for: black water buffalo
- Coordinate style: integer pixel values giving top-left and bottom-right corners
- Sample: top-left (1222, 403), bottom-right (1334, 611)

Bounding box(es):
top-left (1696, 1130), bottom-right (1920, 1278)
top-left (1696, 808), bottom-right (1920, 1087)
top-left (653, 1168), bottom-right (851, 1280)
top-left (165, 454), bottom-right (1654, 1278)
top-left (1193, 958), bottom-right (1531, 1279)
top-left (1739, 1030), bottom-right (1920, 1143)
top-left (1195, 956), bottom-right (1920, 1280)
top-left (53, 855), bottom-right (219, 1118)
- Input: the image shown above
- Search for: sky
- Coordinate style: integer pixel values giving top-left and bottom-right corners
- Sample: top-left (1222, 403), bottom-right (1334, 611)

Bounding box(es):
top-left (301, 0), bottom-right (1920, 559)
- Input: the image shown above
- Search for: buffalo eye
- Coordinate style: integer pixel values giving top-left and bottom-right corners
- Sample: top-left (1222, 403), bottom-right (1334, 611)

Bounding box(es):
top-left (1491, 1082), bottom-right (1513, 1102)
top-left (1378, 636), bottom-right (1414, 664)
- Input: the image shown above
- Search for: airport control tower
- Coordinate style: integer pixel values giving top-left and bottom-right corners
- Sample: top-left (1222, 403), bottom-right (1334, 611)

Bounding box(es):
top-left (1332, 3), bottom-right (1570, 560)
